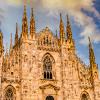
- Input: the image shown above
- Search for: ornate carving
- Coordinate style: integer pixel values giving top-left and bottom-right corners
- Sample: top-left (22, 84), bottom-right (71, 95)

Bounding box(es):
top-left (37, 27), bottom-right (59, 52)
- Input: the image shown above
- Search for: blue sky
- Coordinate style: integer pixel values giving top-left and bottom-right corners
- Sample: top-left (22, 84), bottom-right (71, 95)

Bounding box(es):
top-left (0, 0), bottom-right (100, 70)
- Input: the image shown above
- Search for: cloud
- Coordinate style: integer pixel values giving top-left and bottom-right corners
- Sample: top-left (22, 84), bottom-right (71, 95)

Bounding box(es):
top-left (0, 0), bottom-right (100, 45)
top-left (5, 0), bottom-right (22, 6)
top-left (0, 8), bottom-right (5, 31)
top-left (41, 0), bottom-right (100, 45)
top-left (3, 0), bottom-right (35, 7)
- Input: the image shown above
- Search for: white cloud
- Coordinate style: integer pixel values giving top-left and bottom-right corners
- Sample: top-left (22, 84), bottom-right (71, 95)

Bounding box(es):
top-left (41, 0), bottom-right (100, 45)
top-left (0, 0), bottom-right (100, 45)
top-left (6, 0), bottom-right (22, 6)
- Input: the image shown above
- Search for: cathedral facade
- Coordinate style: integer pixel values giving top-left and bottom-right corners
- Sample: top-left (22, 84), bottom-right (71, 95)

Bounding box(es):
top-left (0, 5), bottom-right (100, 100)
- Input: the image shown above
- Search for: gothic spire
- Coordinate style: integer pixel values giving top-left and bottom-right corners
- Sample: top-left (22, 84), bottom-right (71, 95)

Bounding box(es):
top-left (22, 5), bottom-right (28, 39)
top-left (88, 37), bottom-right (98, 80)
top-left (15, 23), bottom-right (18, 45)
top-left (30, 7), bottom-right (35, 39)
top-left (88, 37), bottom-right (96, 66)
top-left (66, 15), bottom-right (73, 41)
top-left (0, 31), bottom-right (3, 56)
top-left (59, 13), bottom-right (65, 44)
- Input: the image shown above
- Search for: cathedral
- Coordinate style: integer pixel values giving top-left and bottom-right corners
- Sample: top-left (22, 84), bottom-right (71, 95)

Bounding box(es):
top-left (0, 4), bottom-right (100, 100)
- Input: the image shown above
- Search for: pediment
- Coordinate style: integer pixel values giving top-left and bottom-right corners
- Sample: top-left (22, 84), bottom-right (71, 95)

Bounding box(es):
top-left (39, 83), bottom-right (60, 91)
top-left (38, 27), bottom-right (53, 37)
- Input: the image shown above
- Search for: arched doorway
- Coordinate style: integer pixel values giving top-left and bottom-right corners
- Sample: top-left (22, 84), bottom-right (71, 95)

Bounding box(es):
top-left (46, 96), bottom-right (54, 100)
top-left (4, 85), bottom-right (16, 100)
top-left (81, 91), bottom-right (90, 100)
top-left (81, 94), bottom-right (88, 100)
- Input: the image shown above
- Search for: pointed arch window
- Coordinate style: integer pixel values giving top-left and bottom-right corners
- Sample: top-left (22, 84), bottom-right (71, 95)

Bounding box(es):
top-left (43, 55), bottom-right (52, 79)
